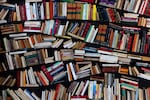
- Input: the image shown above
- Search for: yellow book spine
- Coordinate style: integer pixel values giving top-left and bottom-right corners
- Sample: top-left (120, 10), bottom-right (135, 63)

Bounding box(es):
top-left (92, 5), bottom-right (97, 20)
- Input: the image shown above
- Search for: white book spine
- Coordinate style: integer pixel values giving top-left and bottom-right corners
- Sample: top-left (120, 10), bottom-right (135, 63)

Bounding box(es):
top-left (63, 41), bottom-right (73, 48)
top-left (9, 51), bottom-right (27, 55)
top-left (134, 0), bottom-right (141, 13)
top-left (41, 91), bottom-right (46, 100)
top-left (81, 80), bottom-right (89, 96)
top-left (69, 62), bottom-right (77, 80)
top-left (82, 4), bottom-right (86, 20)
top-left (67, 42), bottom-right (76, 48)
top-left (28, 68), bottom-right (35, 84)
top-left (30, 67), bottom-right (37, 84)
top-left (3, 37), bottom-right (9, 51)
top-left (25, 2), bottom-right (31, 20)
top-left (63, 2), bottom-right (67, 17)
top-left (30, 5), bottom-right (33, 19)
top-left (6, 53), bottom-right (14, 70)
top-left (88, 81), bottom-right (93, 99)
top-left (40, 3), bottom-right (44, 19)
top-left (32, 3), bottom-right (37, 20)
top-left (90, 28), bottom-right (98, 43)
top-left (21, 56), bottom-right (26, 68)
top-left (57, 25), bottom-right (64, 36)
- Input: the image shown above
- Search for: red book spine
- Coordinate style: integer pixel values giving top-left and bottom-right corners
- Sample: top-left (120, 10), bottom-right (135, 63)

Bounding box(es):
top-left (16, 71), bottom-right (20, 86)
top-left (71, 95), bottom-right (88, 98)
top-left (19, 5), bottom-right (26, 21)
top-left (127, 35), bottom-right (133, 51)
top-left (102, 67), bottom-right (118, 73)
top-left (23, 27), bottom-right (41, 30)
top-left (82, 23), bottom-right (91, 38)
top-left (117, 39), bottom-right (122, 49)
top-left (54, 84), bottom-right (61, 100)
top-left (41, 65), bottom-right (53, 81)
top-left (43, 1), bottom-right (46, 20)
top-left (23, 4), bottom-right (27, 21)
top-left (141, 67), bottom-right (150, 72)
top-left (54, 20), bottom-right (60, 35)
top-left (81, 0), bottom-right (94, 3)
top-left (49, 1), bottom-right (53, 19)
top-left (120, 80), bottom-right (139, 87)
top-left (144, 43), bottom-right (148, 54)
top-left (108, 8), bottom-right (115, 22)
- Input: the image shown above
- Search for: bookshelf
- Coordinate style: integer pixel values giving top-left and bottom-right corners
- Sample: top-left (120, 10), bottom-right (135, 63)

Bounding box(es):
top-left (1, 0), bottom-right (150, 99)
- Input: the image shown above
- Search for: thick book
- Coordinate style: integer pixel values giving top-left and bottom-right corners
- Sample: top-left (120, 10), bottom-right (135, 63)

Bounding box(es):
top-left (41, 65), bottom-right (53, 81)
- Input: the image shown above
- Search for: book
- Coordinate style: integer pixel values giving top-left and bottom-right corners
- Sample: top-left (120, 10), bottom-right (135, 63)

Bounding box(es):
top-left (100, 54), bottom-right (118, 63)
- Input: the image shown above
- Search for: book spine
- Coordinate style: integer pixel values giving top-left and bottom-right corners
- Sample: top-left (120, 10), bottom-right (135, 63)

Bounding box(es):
top-left (41, 65), bottom-right (53, 81)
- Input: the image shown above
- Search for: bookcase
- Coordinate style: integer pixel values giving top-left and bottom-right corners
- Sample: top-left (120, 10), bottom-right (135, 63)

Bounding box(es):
top-left (1, 0), bottom-right (150, 99)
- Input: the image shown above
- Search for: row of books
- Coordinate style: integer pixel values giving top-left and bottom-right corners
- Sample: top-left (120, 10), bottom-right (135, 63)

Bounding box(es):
top-left (0, 1), bottom-right (122, 22)
top-left (1, 0), bottom-right (150, 23)
top-left (2, 58), bottom-right (150, 88)
top-left (99, 0), bottom-right (148, 16)
top-left (2, 73), bottom-right (150, 100)
top-left (1, 20), bottom-right (150, 56)
top-left (2, 20), bottom-right (150, 54)
top-left (3, 33), bottom-right (63, 51)
top-left (121, 13), bottom-right (150, 27)
top-left (0, 60), bottom-right (100, 87)
top-left (3, 43), bottom-right (150, 71)
top-left (3, 33), bottom-right (85, 52)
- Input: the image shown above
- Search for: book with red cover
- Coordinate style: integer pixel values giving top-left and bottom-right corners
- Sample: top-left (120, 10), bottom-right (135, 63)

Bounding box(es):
top-left (16, 71), bottom-right (20, 86)
top-left (120, 78), bottom-right (139, 87)
top-left (141, 67), bottom-right (150, 72)
top-left (109, 28), bottom-right (114, 47)
top-left (54, 84), bottom-right (61, 100)
top-left (43, 1), bottom-right (46, 19)
top-left (80, 0), bottom-right (95, 3)
top-left (19, 4), bottom-right (27, 21)
top-left (54, 19), bottom-right (60, 35)
top-left (71, 95), bottom-right (88, 99)
top-left (102, 67), bottom-right (118, 73)
top-left (49, 1), bottom-right (53, 19)
top-left (117, 31), bottom-right (124, 49)
top-left (127, 35), bottom-right (133, 51)
top-left (106, 8), bottom-right (116, 22)
top-left (98, 47), bottom-right (113, 52)
top-left (41, 65), bottom-right (53, 82)
top-left (81, 22), bottom-right (91, 38)
top-left (23, 27), bottom-right (41, 31)
top-left (36, 71), bottom-right (48, 86)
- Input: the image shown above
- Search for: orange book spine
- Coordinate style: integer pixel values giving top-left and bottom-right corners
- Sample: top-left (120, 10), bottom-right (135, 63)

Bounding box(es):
top-left (49, 1), bottom-right (53, 19)
top-left (36, 71), bottom-right (48, 86)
